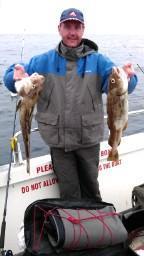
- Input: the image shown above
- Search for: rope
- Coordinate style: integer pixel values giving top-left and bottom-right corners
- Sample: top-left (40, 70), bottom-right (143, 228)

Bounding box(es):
top-left (32, 205), bottom-right (119, 251)
top-left (137, 64), bottom-right (144, 74)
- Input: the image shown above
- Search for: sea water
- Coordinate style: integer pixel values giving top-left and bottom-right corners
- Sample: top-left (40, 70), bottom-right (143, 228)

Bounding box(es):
top-left (0, 34), bottom-right (144, 165)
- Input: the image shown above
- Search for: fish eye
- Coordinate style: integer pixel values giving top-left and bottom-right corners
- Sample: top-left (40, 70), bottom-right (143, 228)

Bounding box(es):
top-left (111, 78), bottom-right (115, 83)
top-left (32, 85), bottom-right (36, 89)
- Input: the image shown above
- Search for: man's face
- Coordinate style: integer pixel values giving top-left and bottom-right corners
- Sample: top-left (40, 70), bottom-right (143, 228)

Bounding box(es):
top-left (58, 20), bottom-right (85, 48)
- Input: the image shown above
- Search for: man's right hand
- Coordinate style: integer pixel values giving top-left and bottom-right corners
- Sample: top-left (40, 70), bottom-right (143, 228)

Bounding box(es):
top-left (14, 64), bottom-right (28, 81)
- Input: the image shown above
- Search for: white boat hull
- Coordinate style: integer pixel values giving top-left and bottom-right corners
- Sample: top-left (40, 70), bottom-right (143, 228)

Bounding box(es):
top-left (0, 132), bottom-right (144, 254)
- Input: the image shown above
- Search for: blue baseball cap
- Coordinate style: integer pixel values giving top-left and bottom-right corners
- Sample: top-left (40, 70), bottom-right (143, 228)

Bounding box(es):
top-left (60, 8), bottom-right (84, 24)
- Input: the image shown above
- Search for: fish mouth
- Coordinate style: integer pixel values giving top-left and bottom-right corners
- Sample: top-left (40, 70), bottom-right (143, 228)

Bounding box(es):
top-left (31, 74), bottom-right (45, 86)
top-left (41, 76), bottom-right (45, 82)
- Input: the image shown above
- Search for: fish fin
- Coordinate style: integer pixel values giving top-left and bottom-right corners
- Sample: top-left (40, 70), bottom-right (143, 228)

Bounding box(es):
top-left (27, 106), bottom-right (34, 133)
top-left (26, 158), bottom-right (30, 174)
top-left (29, 106), bottom-right (34, 122)
top-left (123, 121), bottom-right (128, 130)
top-left (16, 99), bottom-right (22, 111)
top-left (107, 148), bottom-right (119, 161)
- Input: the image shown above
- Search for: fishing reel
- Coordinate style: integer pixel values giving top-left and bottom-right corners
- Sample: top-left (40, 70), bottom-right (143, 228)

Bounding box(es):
top-left (0, 250), bottom-right (13, 256)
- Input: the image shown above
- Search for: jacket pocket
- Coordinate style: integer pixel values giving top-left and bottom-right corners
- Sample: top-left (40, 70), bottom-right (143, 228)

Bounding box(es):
top-left (36, 112), bottom-right (59, 145)
top-left (82, 112), bottom-right (102, 144)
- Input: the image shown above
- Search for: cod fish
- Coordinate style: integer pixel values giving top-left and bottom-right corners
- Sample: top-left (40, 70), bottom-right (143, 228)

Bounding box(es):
top-left (16, 73), bottom-right (45, 173)
top-left (107, 67), bottom-right (128, 161)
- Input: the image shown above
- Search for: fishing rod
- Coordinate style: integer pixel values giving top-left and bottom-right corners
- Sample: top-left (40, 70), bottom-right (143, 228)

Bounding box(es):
top-left (0, 31), bottom-right (26, 255)
top-left (20, 28), bottom-right (26, 63)
top-left (122, 44), bottom-right (144, 75)
top-left (137, 63), bottom-right (144, 74)
top-left (0, 100), bottom-right (18, 256)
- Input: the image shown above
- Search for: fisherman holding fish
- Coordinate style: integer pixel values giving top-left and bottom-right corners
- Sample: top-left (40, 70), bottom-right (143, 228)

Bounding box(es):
top-left (3, 8), bottom-right (138, 201)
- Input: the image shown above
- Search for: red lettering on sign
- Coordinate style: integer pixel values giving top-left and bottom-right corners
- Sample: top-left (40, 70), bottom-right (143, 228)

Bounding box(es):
top-left (36, 163), bottom-right (53, 173)
top-left (31, 182), bottom-right (42, 191)
top-left (111, 159), bottom-right (122, 167)
top-left (100, 149), bottom-right (110, 157)
top-left (98, 164), bottom-right (102, 171)
top-left (98, 159), bottom-right (122, 172)
top-left (103, 162), bottom-right (111, 169)
top-left (43, 177), bottom-right (58, 187)
top-left (21, 186), bottom-right (29, 193)
top-left (20, 177), bottom-right (58, 194)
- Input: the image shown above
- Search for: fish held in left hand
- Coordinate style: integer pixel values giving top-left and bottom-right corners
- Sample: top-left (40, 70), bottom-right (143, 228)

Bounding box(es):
top-left (16, 73), bottom-right (45, 173)
top-left (107, 67), bottom-right (128, 161)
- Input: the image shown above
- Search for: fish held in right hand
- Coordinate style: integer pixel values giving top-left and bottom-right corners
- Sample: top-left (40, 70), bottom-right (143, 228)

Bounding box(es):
top-left (16, 73), bottom-right (45, 174)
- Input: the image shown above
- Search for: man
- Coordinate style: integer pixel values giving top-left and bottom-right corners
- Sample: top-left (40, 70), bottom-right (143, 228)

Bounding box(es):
top-left (4, 8), bottom-right (138, 201)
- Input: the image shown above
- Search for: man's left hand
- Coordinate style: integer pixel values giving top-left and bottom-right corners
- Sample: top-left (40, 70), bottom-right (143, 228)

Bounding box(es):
top-left (123, 63), bottom-right (135, 79)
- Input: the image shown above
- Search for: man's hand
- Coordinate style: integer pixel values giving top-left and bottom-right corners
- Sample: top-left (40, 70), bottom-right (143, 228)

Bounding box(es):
top-left (122, 63), bottom-right (135, 79)
top-left (14, 64), bottom-right (28, 81)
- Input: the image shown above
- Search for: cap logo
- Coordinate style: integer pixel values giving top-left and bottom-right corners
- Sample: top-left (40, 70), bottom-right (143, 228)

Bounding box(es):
top-left (69, 11), bottom-right (77, 17)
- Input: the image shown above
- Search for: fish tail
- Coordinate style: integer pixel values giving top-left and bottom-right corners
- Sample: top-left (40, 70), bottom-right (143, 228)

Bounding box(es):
top-left (107, 148), bottom-right (119, 161)
top-left (22, 109), bottom-right (31, 174)
top-left (23, 134), bottom-right (30, 173)
top-left (26, 158), bottom-right (30, 174)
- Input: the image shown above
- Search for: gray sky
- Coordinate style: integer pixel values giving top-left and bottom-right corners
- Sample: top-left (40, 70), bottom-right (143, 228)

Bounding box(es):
top-left (0, 0), bottom-right (144, 35)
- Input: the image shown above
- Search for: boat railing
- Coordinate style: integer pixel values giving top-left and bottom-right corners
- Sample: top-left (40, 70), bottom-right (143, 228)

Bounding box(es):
top-left (12, 127), bottom-right (39, 167)
top-left (12, 109), bottom-right (144, 167)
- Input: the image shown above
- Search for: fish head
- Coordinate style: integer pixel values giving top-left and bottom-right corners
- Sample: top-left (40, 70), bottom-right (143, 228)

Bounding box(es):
top-left (15, 73), bottom-right (45, 97)
top-left (109, 67), bottom-right (128, 95)
top-left (15, 77), bottom-right (34, 96)
top-left (30, 73), bottom-right (45, 93)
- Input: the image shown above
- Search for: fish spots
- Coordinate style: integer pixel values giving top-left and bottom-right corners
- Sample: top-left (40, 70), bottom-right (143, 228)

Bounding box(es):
top-left (107, 66), bottom-right (128, 161)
